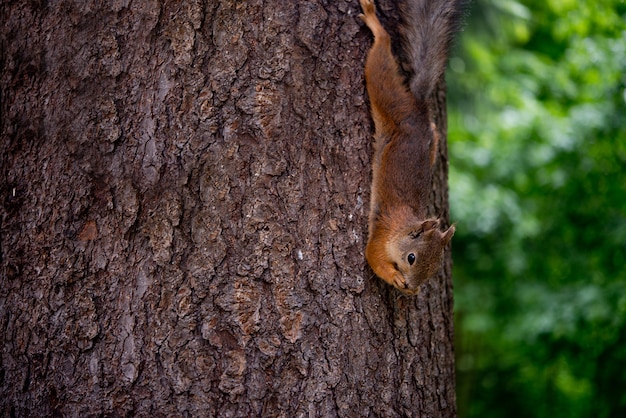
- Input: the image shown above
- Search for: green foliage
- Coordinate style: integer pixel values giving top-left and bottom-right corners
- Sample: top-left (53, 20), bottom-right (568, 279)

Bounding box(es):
top-left (448, 0), bottom-right (626, 416)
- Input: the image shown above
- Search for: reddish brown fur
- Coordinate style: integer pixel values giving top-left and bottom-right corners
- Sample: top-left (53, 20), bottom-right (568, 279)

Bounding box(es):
top-left (360, 0), bottom-right (455, 294)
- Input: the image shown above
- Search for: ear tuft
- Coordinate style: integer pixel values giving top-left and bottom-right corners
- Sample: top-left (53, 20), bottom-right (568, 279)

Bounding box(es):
top-left (442, 224), bottom-right (455, 245)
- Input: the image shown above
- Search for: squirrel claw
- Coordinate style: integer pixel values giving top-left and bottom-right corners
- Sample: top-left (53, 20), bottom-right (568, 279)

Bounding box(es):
top-left (392, 272), bottom-right (408, 290)
top-left (401, 287), bottom-right (420, 296)
top-left (359, 0), bottom-right (376, 17)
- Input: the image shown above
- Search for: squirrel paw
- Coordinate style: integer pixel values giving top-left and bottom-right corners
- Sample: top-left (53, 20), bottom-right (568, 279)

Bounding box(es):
top-left (360, 0), bottom-right (376, 14)
top-left (359, 0), bottom-right (377, 24)
top-left (391, 271), bottom-right (408, 290)
top-left (392, 274), bottom-right (421, 295)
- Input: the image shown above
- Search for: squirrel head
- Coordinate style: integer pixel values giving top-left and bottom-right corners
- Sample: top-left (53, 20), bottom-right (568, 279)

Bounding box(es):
top-left (387, 218), bottom-right (455, 294)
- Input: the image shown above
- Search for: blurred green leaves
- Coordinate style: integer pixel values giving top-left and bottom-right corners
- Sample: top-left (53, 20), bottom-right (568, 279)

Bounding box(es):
top-left (448, 0), bottom-right (626, 416)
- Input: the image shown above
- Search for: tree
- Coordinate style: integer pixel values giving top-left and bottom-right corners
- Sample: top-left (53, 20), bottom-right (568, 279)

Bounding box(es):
top-left (1, 1), bottom-right (456, 416)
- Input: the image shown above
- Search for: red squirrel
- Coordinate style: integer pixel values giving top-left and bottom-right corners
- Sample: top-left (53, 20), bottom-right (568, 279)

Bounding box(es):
top-left (360, 0), bottom-right (460, 294)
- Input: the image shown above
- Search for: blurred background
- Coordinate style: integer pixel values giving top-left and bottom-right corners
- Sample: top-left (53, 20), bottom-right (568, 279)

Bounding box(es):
top-left (447, 0), bottom-right (626, 416)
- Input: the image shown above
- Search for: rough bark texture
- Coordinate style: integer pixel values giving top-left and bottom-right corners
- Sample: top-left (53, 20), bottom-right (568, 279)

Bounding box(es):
top-left (1, 1), bottom-right (455, 417)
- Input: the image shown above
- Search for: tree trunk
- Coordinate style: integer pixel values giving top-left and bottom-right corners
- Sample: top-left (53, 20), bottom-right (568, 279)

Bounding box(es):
top-left (1, 1), bottom-right (455, 416)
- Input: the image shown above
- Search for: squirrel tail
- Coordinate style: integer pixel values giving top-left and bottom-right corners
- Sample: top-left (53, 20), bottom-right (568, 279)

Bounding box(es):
top-left (399, 0), bottom-right (465, 100)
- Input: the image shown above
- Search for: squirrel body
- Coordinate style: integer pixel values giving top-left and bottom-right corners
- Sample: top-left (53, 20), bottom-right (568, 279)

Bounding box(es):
top-left (360, 0), bottom-right (459, 294)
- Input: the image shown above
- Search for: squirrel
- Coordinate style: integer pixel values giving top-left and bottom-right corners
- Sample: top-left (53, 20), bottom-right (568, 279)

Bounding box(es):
top-left (359, 0), bottom-right (461, 294)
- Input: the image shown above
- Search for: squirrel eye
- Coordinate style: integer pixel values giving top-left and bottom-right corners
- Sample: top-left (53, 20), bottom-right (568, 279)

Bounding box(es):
top-left (407, 253), bottom-right (416, 265)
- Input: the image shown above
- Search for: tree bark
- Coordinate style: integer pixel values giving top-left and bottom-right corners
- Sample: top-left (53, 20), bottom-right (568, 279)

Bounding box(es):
top-left (1, 1), bottom-right (455, 416)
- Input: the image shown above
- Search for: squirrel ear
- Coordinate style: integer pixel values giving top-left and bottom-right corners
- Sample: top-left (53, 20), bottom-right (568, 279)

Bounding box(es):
top-left (441, 224), bottom-right (455, 245)
top-left (421, 219), bottom-right (440, 231)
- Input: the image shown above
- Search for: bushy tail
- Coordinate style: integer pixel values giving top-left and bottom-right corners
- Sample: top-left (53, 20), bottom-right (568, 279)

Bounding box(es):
top-left (399, 0), bottom-right (465, 100)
